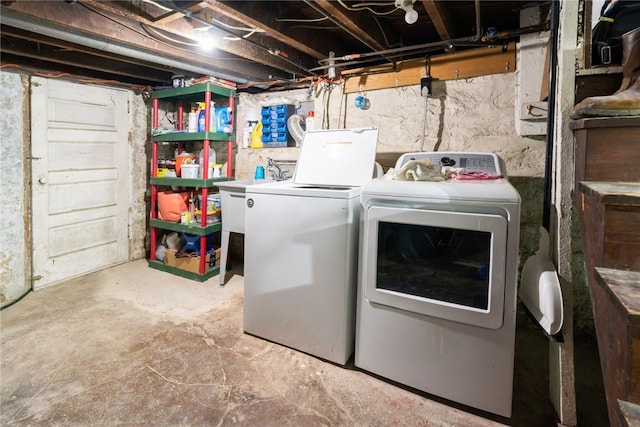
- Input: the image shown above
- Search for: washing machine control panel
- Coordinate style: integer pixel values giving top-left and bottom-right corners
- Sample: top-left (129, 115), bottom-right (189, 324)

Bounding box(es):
top-left (395, 152), bottom-right (503, 175)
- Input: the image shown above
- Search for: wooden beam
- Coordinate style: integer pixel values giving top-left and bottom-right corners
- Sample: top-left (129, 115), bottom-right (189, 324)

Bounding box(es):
top-left (342, 42), bottom-right (516, 93)
top-left (420, 0), bottom-right (453, 40)
top-left (313, 0), bottom-right (387, 53)
top-left (199, 0), bottom-right (327, 59)
top-left (3, 0), bottom-right (294, 80)
top-left (153, 2), bottom-right (210, 26)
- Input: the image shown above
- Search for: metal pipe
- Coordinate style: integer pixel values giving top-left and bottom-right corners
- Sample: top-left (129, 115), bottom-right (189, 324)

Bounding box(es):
top-left (311, 38), bottom-right (501, 72)
top-left (315, 35), bottom-right (478, 66)
top-left (313, 21), bottom-right (545, 71)
top-left (474, 0), bottom-right (482, 40)
top-left (0, 7), bottom-right (251, 83)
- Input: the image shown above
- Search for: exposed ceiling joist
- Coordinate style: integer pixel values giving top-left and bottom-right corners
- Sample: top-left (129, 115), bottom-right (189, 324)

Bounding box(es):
top-left (308, 0), bottom-right (388, 54)
top-left (420, 0), bottom-right (454, 40)
top-left (0, 1), bottom-right (551, 91)
top-left (196, 0), bottom-right (328, 61)
top-left (153, 1), bottom-right (210, 25)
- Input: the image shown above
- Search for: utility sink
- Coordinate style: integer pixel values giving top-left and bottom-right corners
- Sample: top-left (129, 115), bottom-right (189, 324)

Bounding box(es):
top-left (217, 179), bottom-right (273, 233)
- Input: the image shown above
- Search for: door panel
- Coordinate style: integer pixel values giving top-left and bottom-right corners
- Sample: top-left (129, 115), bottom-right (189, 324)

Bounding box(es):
top-left (31, 77), bottom-right (130, 289)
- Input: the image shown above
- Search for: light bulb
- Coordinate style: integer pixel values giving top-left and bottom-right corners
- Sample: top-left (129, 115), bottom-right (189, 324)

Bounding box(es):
top-left (404, 5), bottom-right (418, 24)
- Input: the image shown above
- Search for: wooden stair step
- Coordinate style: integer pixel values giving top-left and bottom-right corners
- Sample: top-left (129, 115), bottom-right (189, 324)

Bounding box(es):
top-left (597, 267), bottom-right (640, 326)
top-left (579, 182), bottom-right (640, 272)
top-left (618, 399), bottom-right (640, 427)
top-left (593, 267), bottom-right (640, 427)
top-left (571, 116), bottom-right (640, 185)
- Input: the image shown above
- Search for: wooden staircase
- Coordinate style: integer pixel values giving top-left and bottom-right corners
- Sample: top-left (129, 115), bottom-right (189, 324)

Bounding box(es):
top-left (572, 116), bottom-right (640, 427)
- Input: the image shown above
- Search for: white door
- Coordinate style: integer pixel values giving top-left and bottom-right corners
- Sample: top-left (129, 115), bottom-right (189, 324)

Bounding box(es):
top-left (31, 77), bottom-right (130, 289)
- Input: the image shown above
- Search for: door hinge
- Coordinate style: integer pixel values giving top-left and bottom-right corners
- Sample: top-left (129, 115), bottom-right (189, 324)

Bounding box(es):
top-left (27, 156), bottom-right (42, 160)
top-left (31, 275), bottom-right (43, 282)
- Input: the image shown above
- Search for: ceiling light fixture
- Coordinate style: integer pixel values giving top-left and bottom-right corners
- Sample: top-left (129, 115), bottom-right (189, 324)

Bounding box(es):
top-left (395, 0), bottom-right (418, 25)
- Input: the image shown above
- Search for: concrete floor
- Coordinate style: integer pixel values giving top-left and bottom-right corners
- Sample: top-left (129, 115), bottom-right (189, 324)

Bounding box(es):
top-left (1, 260), bottom-right (608, 426)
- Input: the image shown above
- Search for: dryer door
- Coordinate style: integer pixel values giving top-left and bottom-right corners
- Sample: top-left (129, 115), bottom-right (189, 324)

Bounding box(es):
top-left (362, 205), bottom-right (508, 329)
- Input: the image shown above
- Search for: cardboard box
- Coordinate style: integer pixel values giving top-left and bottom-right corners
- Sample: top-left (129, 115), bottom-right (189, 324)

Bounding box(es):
top-left (165, 248), bottom-right (220, 274)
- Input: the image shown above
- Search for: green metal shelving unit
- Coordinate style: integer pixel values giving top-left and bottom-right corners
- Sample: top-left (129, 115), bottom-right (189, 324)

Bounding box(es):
top-left (148, 81), bottom-right (236, 280)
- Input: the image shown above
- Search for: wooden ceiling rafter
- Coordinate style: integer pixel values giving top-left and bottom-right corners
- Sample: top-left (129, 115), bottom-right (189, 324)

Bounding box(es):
top-left (420, 0), bottom-right (454, 40)
top-left (311, 0), bottom-right (388, 54)
top-left (1, 0), bottom-right (295, 81)
top-left (196, 0), bottom-right (328, 60)
top-left (152, 1), bottom-right (210, 25)
top-left (146, 0), bottom-right (319, 76)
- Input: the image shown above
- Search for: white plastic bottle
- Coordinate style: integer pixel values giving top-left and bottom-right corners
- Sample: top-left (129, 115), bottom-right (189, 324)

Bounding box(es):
top-left (198, 142), bottom-right (216, 178)
top-left (305, 111), bottom-right (315, 131)
top-left (188, 108), bottom-right (198, 133)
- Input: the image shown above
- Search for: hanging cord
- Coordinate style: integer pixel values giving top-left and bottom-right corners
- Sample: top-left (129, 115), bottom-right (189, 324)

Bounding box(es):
top-left (419, 92), bottom-right (428, 151)
top-left (420, 57), bottom-right (432, 151)
top-left (339, 81), bottom-right (348, 128)
top-left (1, 288), bottom-right (32, 311)
top-left (543, 0), bottom-right (560, 231)
top-left (322, 82), bottom-right (334, 129)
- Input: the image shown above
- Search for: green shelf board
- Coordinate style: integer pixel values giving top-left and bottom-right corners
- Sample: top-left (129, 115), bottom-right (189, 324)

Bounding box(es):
top-left (150, 219), bottom-right (221, 234)
top-left (151, 82), bottom-right (236, 100)
top-left (151, 177), bottom-right (232, 186)
top-left (148, 259), bottom-right (219, 282)
top-left (152, 132), bottom-right (234, 142)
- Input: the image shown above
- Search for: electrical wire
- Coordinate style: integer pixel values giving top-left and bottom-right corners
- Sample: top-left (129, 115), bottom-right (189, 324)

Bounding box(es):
top-left (276, 16), bottom-right (330, 23)
top-left (141, 0), bottom-right (173, 13)
top-left (141, 22), bottom-right (199, 46)
top-left (1, 288), bottom-right (32, 311)
top-left (336, 0), bottom-right (398, 15)
top-left (373, 15), bottom-right (402, 49)
top-left (155, 0), bottom-right (315, 76)
top-left (78, 1), bottom-right (265, 63)
top-left (78, 0), bottom-right (312, 77)
top-left (206, 15), bottom-right (266, 34)
top-left (340, 80), bottom-right (348, 128)
top-left (223, 27), bottom-right (265, 41)
top-left (419, 92), bottom-right (428, 151)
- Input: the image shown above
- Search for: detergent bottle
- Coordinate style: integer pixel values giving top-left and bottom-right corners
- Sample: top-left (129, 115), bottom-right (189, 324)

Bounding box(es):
top-left (196, 102), bottom-right (216, 132)
top-left (197, 102), bottom-right (206, 132)
top-left (250, 121), bottom-right (263, 148)
top-left (215, 107), bottom-right (232, 134)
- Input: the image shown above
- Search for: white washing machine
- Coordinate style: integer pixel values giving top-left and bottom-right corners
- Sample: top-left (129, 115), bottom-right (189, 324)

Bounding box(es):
top-left (243, 128), bottom-right (378, 365)
top-left (355, 152), bottom-right (521, 417)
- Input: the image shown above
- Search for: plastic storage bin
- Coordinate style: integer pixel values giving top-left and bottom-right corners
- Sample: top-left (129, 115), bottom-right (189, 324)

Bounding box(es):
top-left (261, 104), bottom-right (295, 147)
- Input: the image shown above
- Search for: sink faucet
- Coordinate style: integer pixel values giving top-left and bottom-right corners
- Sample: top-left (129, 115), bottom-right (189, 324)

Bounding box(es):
top-left (267, 158), bottom-right (281, 181)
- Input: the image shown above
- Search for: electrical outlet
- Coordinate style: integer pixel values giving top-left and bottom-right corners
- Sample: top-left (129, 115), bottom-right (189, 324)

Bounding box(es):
top-left (420, 76), bottom-right (432, 97)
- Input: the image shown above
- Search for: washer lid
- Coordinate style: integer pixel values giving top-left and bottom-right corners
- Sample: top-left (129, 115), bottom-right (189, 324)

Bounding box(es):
top-left (294, 127), bottom-right (378, 187)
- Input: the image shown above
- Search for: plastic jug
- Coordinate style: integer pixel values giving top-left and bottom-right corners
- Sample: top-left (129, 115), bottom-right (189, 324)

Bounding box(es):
top-left (215, 107), bottom-right (232, 134)
top-left (198, 143), bottom-right (216, 178)
top-left (196, 102), bottom-right (216, 132)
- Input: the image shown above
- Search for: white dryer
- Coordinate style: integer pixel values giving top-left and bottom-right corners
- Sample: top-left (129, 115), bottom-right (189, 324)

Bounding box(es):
top-left (355, 152), bottom-right (521, 417)
top-left (243, 128), bottom-right (378, 365)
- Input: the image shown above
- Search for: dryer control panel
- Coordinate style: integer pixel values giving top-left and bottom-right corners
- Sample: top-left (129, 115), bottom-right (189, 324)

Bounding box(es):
top-left (394, 152), bottom-right (504, 176)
